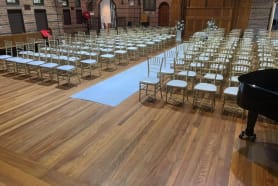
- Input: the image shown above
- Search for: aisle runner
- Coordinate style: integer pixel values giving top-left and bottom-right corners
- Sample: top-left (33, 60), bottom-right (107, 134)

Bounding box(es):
top-left (71, 47), bottom-right (180, 106)
top-left (71, 61), bottom-right (148, 106)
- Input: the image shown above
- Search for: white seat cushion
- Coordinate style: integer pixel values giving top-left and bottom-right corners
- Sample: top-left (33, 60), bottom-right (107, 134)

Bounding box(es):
top-left (140, 77), bottom-right (160, 85)
top-left (177, 70), bottom-right (196, 77)
top-left (230, 76), bottom-right (239, 83)
top-left (28, 60), bottom-right (45, 66)
top-left (161, 68), bottom-right (174, 74)
top-left (100, 54), bottom-right (114, 58)
top-left (57, 65), bottom-right (75, 71)
top-left (7, 57), bottom-right (33, 64)
top-left (0, 55), bottom-right (12, 59)
top-left (167, 79), bottom-right (187, 88)
top-left (137, 44), bottom-right (147, 47)
top-left (204, 73), bottom-right (223, 81)
top-left (114, 50), bottom-right (127, 54)
top-left (127, 47), bottom-right (137, 51)
top-left (194, 83), bottom-right (217, 92)
top-left (19, 51), bottom-right (34, 55)
top-left (80, 59), bottom-right (97, 64)
top-left (224, 86), bottom-right (238, 96)
top-left (190, 62), bottom-right (204, 68)
top-left (40, 62), bottom-right (58, 68)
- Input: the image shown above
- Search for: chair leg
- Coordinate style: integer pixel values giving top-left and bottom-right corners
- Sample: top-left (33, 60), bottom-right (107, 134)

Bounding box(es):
top-left (211, 93), bottom-right (215, 112)
top-left (76, 71), bottom-right (81, 83)
top-left (139, 83), bottom-right (142, 102)
top-left (166, 86), bottom-right (169, 103)
top-left (182, 88), bottom-right (185, 104)
top-left (159, 83), bottom-right (163, 101)
top-left (57, 74), bottom-right (60, 87)
top-left (80, 64), bottom-right (84, 77)
top-left (193, 90), bottom-right (197, 108)
top-left (152, 85), bottom-right (157, 101)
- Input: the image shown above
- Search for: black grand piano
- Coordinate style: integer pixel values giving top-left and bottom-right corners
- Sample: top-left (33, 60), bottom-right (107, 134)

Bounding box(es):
top-left (237, 69), bottom-right (278, 141)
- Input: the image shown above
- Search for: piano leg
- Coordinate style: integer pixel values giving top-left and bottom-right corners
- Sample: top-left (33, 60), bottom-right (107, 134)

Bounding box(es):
top-left (239, 111), bottom-right (258, 141)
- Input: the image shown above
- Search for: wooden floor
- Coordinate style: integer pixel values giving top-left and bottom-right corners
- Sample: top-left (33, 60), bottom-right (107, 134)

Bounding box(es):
top-left (0, 52), bottom-right (277, 186)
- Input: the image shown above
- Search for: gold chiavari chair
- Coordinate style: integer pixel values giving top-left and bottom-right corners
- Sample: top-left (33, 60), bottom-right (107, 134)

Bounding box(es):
top-left (99, 41), bottom-right (116, 71)
top-left (139, 56), bottom-right (164, 102)
top-left (160, 49), bottom-right (176, 85)
top-left (222, 62), bottom-right (251, 116)
top-left (192, 59), bottom-right (225, 112)
top-left (0, 40), bottom-right (13, 71)
top-left (7, 42), bottom-right (33, 75)
top-left (80, 43), bottom-right (101, 79)
top-left (114, 43), bottom-right (129, 65)
top-left (165, 58), bottom-right (188, 105)
top-left (56, 45), bottom-right (80, 87)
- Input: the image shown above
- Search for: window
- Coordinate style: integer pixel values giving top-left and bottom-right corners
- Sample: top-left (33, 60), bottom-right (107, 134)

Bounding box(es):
top-left (63, 9), bottom-right (71, 25)
top-left (34, 9), bottom-right (48, 31)
top-left (60, 0), bottom-right (69, 7)
top-left (75, 0), bottom-right (81, 7)
top-left (76, 9), bottom-right (82, 24)
top-left (143, 0), bottom-right (156, 11)
top-left (33, 0), bottom-right (44, 5)
top-left (7, 9), bottom-right (25, 33)
top-left (6, 0), bottom-right (19, 5)
top-left (87, 0), bottom-right (93, 11)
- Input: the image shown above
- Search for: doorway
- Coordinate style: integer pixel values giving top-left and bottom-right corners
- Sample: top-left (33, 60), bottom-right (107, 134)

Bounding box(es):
top-left (99, 0), bottom-right (117, 30)
top-left (158, 2), bottom-right (169, 26)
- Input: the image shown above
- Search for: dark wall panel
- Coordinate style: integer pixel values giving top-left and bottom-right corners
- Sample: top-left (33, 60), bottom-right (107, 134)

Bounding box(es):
top-left (7, 9), bottom-right (25, 34)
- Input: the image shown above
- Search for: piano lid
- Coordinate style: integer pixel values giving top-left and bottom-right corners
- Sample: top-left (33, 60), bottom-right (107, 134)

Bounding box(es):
top-left (238, 68), bottom-right (278, 93)
top-left (237, 68), bottom-right (278, 121)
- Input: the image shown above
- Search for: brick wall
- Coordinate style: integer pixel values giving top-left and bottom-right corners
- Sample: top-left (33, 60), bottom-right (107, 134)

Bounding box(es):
top-left (0, 0), bottom-right (64, 35)
top-left (0, 0), bottom-right (273, 35)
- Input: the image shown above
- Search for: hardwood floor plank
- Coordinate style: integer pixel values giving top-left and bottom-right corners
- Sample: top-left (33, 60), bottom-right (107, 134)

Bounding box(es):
top-left (0, 160), bottom-right (50, 186)
top-left (0, 146), bottom-right (89, 186)
top-left (0, 52), bottom-right (277, 186)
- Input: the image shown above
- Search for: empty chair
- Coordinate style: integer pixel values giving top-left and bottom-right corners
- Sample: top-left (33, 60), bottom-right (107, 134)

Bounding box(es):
top-left (27, 55), bottom-right (45, 79)
top-left (126, 43), bottom-right (138, 61)
top-left (0, 40), bottom-right (13, 71)
top-left (26, 43), bottom-right (47, 79)
top-left (165, 58), bottom-right (188, 105)
top-left (26, 37), bottom-right (36, 53)
top-left (222, 80), bottom-right (242, 116)
top-left (56, 46), bottom-right (80, 87)
top-left (136, 43), bottom-right (147, 57)
top-left (139, 56), bottom-right (163, 102)
top-left (175, 57), bottom-right (197, 90)
top-left (160, 49), bottom-right (176, 85)
top-left (192, 60), bottom-right (224, 112)
top-left (39, 53), bottom-right (59, 82)
top-left (80, 45), bottom-right (101, 79)
top-left (6, 42), bottom-right (33, 75)
top-left (145, 38), bottom-right (156, 54)
top-left (114, 44), bottom-right (129, 65)
top-left (100, 43), bottom-right (116, 71)
top-left (222, 63), bottom-right (250, 115)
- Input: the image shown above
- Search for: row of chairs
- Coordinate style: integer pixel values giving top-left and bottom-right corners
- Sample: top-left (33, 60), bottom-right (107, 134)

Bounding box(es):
top-left (139, 28), bottom-right (277, 115)
top-left (0, 29), bottom-right (175, 87)
top-left (2, 41), bottom-right (81, 87)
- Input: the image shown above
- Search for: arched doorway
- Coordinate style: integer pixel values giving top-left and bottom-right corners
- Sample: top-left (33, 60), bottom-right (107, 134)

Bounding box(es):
top-left (98, 0), bottom-right (117, 30)
top-left (158, 2), bottom-right (169, 26)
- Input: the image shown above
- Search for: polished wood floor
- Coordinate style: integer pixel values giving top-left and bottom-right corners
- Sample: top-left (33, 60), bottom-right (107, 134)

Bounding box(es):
top-left (0, 52), bottom-right (277, 186)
